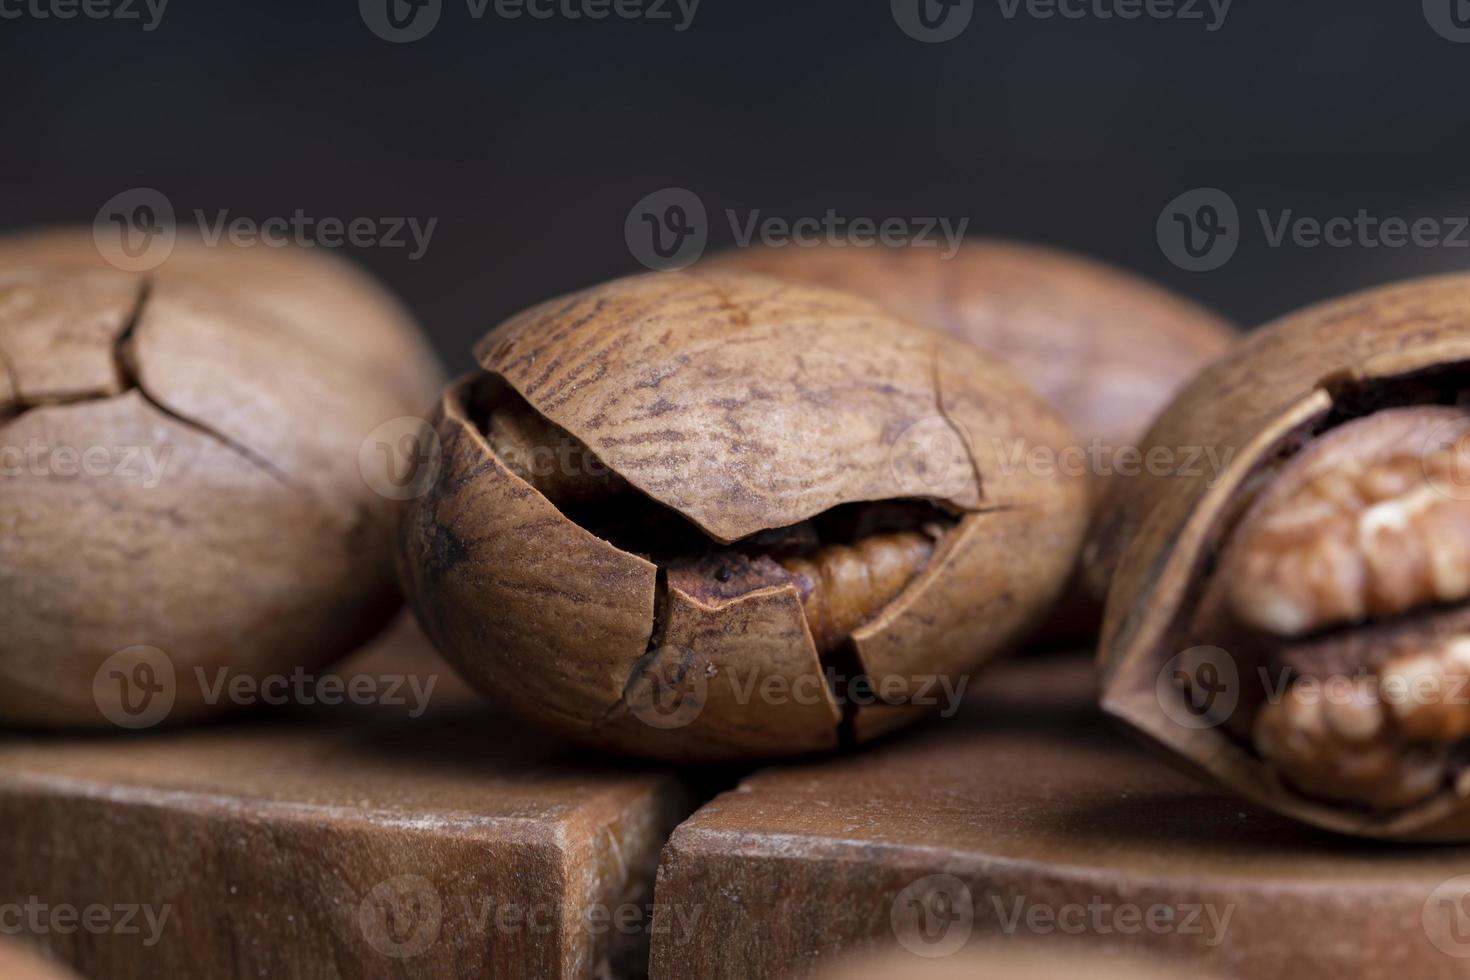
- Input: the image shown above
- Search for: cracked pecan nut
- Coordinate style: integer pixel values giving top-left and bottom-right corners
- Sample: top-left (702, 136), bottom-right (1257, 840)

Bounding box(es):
top-left (697, 241), bottom-right (1236, 639)
top-left (0, 229), bottom-right (442, 727)
top-left (397, 272), bottom-right (1088, 760)
top-left (1223, 408), bottom-right (1470, 638)
top-left (1250, 636), bottom-right (1470, 813)
top-left (1097, 271), bottom-right (1470, 839)
top-left (1217, 412), bottom-right (1470, 813)
top-left (1251, 673), bottom-right (1450, 814)
top-left (698, 240), bottom-right (1236, 458)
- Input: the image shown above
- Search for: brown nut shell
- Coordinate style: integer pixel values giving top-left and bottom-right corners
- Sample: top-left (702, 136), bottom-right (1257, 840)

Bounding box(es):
top-left (399, 272), bottom-right (1087, 760)
top-left (1095, 272), bottom-right (1470, 839)
top-left (0, 232), bottom-right (443, 727)
top-left (697, 240), bottom-right (1236, 464)
top-left (698, 241), bottom-right (1236, 638)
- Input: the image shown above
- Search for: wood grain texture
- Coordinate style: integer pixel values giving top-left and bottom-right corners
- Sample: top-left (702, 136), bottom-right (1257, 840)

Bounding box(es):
top-left (811, 944), bottom-right (1206, 980)
top-left (648, 654), bottom-right (1470, 980)
top-left (0, 620), bottom-right (701, 979)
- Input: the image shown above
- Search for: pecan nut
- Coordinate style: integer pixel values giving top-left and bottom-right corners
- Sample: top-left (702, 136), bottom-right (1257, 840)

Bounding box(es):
top-left (398, 272), bottom-right (1088, 760)
top-left (1096, 271), bottom-right (1470, 838)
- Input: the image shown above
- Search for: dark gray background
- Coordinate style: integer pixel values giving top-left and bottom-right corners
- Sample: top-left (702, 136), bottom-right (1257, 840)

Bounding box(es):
top-left (4, 1), bottom-right (1469, 370)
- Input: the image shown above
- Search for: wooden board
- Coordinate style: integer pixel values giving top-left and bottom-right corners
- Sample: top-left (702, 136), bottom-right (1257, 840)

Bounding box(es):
top-left (0, 617), bottom-right (703, 979)
top-left (811, 944), bottom-right (1206, 980)
top-left (649, 653), bottom-right (1470, 980)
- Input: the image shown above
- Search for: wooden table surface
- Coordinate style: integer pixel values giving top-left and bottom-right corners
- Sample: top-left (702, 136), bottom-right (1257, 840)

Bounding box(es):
top-left (7, 629), bottom-right (1470, 979)
top-left (810, 944), bottom-right (1210, 980)
top-left (649, 652), bottom-right (1470, 980)
top-left (0, 617), bottom-right (701, 979)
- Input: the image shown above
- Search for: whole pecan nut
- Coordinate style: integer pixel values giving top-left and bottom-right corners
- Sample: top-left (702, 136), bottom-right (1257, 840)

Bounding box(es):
top-left (397, 272), bottom-right (1088, 760)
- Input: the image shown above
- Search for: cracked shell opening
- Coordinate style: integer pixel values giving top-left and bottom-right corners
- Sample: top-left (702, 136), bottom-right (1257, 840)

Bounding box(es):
top-left (461, 373), bottom-right (965, 741)
top-left (1183, 367), bottom-right (1470, 816)
top-left (467, 373), bottom-right (958, 650)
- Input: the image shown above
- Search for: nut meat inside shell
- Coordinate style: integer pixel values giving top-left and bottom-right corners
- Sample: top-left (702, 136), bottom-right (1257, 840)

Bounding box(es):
top-left (698, 241), bottom-right (1236, 639)
top-left (1098, 271), bottom-right (1470, 839)
top-left (399, 272), bottom-right (1087, 760)
top-left (1198, 408), bottom-right (1470, 812)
